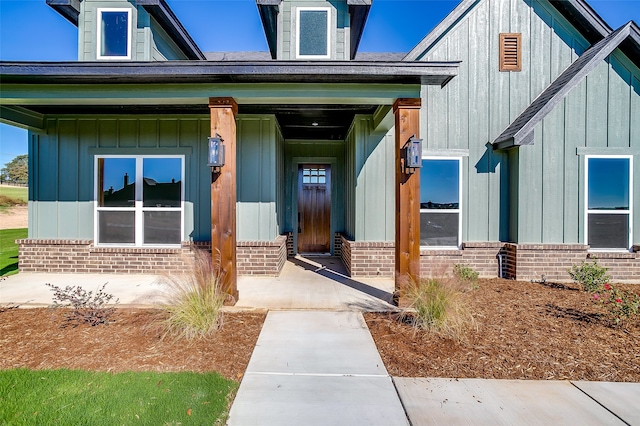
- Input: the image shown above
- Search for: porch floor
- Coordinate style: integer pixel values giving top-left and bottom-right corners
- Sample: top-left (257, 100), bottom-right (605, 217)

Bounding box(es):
top-left (236, 255), bottom-right (396, 311)
top-left (0, 256), bottom-right (396, 311)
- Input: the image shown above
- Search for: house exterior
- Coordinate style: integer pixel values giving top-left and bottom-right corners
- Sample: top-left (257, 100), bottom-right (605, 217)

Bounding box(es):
top-left (1, 0), bottom-right (639, 297)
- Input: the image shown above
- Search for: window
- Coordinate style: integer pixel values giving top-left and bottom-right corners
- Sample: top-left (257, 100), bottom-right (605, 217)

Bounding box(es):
top-left (302, 167), bottom-right (326, 184)
top-left (420, 158), bottom-right (462, 248)
top-left (296, 7), bottom-right (331, 59)
top-left (585, 156), bottom-right (633, 250)
top-left (97, 8), bottom-right (131, 59)
top-left (95, 156), bottom-right (183, 246)
top-left (499, 33), bottom-right (521, 72)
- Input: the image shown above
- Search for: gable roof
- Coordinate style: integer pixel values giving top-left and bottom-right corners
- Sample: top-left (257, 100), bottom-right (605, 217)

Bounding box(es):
top-left (256, 0), bottom-right (372, 60)
top-left (404, 0), bottom-right (615, 62)
top-left (493, 21), bottom-right (640, 150)
top-left (46, 0), bottom-right (205, 60)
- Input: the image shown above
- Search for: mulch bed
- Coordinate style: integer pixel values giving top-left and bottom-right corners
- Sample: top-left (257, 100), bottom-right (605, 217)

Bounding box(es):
top-left (0, 309), bottom-right (265, 381)
top-left (2, 279), bottom-right (639, 382)
top-left (365, 278), bottom-right (640, 382)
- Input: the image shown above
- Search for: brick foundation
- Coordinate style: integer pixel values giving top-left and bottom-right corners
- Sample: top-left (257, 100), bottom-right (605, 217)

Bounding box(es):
top-left (16, 238), bottom-right (640, 282)
top-left (339, 236), bottom-right (394, 278)
top-left (17, 235), bottom-right (288, 277)
top-left (236, 236), bottom-right (288, 276)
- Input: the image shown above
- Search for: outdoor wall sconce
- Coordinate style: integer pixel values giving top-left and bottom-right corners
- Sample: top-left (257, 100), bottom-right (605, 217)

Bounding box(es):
top-left (405, 135), bottom-right (423, 173)
top-left (207, 133), bottom-right (225, 173)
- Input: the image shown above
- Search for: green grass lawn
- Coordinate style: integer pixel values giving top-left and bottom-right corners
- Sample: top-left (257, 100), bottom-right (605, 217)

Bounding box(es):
top-left (0, 185), bottom-right (28, 203)
top-left (0, 369), bottom-right (237, 425)
top-left (0, 228), bottom-right (27, 276)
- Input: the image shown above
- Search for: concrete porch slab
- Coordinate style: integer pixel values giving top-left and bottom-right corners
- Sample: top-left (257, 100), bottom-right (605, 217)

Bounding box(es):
top-left (572, 381), bottom-right (640, 425)
top-left (393, 378), bottom-right (625, 425)
top-left (236, 256), bottom-right (395, 311)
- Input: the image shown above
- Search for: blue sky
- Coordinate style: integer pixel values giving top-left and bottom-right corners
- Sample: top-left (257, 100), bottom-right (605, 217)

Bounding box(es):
top-left (1, 0), bottom-right (639, 168)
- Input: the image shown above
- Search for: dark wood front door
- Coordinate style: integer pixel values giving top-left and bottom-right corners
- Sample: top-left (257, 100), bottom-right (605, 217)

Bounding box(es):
top-left (297, 165), bottom-right (331, 253)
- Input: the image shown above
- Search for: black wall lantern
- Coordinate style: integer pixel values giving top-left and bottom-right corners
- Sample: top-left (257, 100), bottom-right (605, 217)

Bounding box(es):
top-left (207, 133), bottom-right (225, 173)
top-left (405, 135), bottom-right (423, 172)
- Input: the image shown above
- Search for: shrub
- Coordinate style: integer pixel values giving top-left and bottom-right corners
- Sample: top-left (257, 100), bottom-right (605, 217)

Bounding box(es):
top-left (567, 258), bottom-right (610, 292)
top-left (46, 282), bottom-right (118, 326)
top-left (403, 278), bottom-right (474, 341)
top-left (453, 264), bottom-right (479, 288)
top-left (592, 283), bottom-right (640, 325)
top-left (159, 250), bottom-right (230, 340)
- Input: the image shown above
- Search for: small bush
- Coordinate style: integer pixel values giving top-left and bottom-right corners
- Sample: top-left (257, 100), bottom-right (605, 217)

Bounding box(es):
top-left (592, 283), bottom-right (640, 325)
top-left (159, 250), bottom-right (230, 340)
top-left (568, 258), bottom-right (611, 292)
top-left (403, 278), bottom-right (474, 341)
top-left (46, 282), bottom-right (118, 326)
top-left (453, 264), bottom-right (479, 288)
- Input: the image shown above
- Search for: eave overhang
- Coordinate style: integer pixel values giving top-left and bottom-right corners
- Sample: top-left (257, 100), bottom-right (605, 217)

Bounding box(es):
top-left (0, 60), bottom-right (459, 86)
top-left (46, 0), bottom-right (81, 26)
top-left (135, 0), bottom-right (205, 60)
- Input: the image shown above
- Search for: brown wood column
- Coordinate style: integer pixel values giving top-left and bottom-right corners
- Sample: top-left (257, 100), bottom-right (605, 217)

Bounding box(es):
top-left (209, 97), bottom-right (239, 301)
top-left (393, 98), bottom-right (421, 297)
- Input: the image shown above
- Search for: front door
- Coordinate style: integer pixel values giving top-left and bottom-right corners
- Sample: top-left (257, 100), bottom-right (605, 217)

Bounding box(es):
top-left (297, 165), bottom-right (331, 253)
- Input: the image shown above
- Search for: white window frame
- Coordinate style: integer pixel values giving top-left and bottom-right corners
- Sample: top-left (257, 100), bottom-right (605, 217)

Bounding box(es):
top-left (420, 156), bottom-right (463, 249)
top-left (295, 6), bottom-right (331, 59)
top-left (96, 8), bottom-right (132, 60)
top-left (584, 155), bottom-right (633, 252)
top-left (94, 155), bottom-right (184, 247)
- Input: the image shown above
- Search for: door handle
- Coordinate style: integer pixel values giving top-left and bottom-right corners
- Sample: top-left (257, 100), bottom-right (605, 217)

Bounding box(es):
top-left (298, 212), bottom-right (302, 233)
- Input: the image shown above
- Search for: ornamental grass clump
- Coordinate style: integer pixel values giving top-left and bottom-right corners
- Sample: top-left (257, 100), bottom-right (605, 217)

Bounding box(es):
top-left (568, 258), bottom-right (610, 292)
top-left (403, 277), bottom-right (474, 341)
top-left (159, 250), bottom-right (230, 340)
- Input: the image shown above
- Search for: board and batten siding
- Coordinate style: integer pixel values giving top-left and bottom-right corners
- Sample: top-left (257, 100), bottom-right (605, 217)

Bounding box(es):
top-left (343, 116), bottom-right (395, 241)
top-left (237, 115), bottom-right (284, 241)
top-left (28, 115), bottom-right (283, 243)
top-left (278, 0), bottom-right (349, 60)
top-left (416, 0), bottom-right (640, 245)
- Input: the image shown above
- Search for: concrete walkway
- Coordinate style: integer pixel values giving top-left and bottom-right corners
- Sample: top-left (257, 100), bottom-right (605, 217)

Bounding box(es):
top-left (227, 310), bottom-right (408, 425)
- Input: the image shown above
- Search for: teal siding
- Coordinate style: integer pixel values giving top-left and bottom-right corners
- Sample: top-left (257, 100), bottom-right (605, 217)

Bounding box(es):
top-left (237, 116), bottom-right (282, 241)
top-left (417, 0), bottom-right (638, 246)
top-left (344, 117), bottom-right (395, 241)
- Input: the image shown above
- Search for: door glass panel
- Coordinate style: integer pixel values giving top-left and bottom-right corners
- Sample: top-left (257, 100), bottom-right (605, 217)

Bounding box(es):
top-left (98, 211), bottom-right (134, 244)
top-left (99, 158), bottom-right (135, 207)
top-left (144, 211), bottom-right (181, 245)
top-left (299, 10), bottom-right (328, 56)
top-left (143, 158), bottom-right (181, 207)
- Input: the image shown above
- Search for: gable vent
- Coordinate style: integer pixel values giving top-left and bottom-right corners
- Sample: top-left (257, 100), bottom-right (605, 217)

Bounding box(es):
top-left (499, 33), bottom-right (522, 72)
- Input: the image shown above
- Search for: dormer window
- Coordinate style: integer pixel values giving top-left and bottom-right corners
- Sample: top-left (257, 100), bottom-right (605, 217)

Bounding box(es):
top-left (97, 8), bottom-right (131, 60)
top-left (296, 7), bottom-right (331, 59)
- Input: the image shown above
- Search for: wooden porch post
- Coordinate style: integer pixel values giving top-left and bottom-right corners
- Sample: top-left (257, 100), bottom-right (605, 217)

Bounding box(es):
top-left (209, 97), bottom-right (239, 301)
top-left (393, 98), bottom-right (421, 298)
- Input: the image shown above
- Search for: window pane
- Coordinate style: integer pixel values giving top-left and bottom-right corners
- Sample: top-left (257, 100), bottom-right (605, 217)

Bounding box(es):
top-left (588, 214), bottom-right (629, 249)
top-left (98, 211), bottom-right (134, 244)
top-left (588, 158), bottom-right (629, 210)
top-left (143, 158), bottom-right (181, 207)
top-left (299, 10), bottom-right (328, 56)
top-left (144, 211), bottom-right (181, 245)
top-left (420, 212), bottom-right (459, 247)
top-left (99, 158), bottom-right (135, 207)
top-left (101, 11), bottom-right (128, 57)
top-left (420, 159), bottom-right (460, 209)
